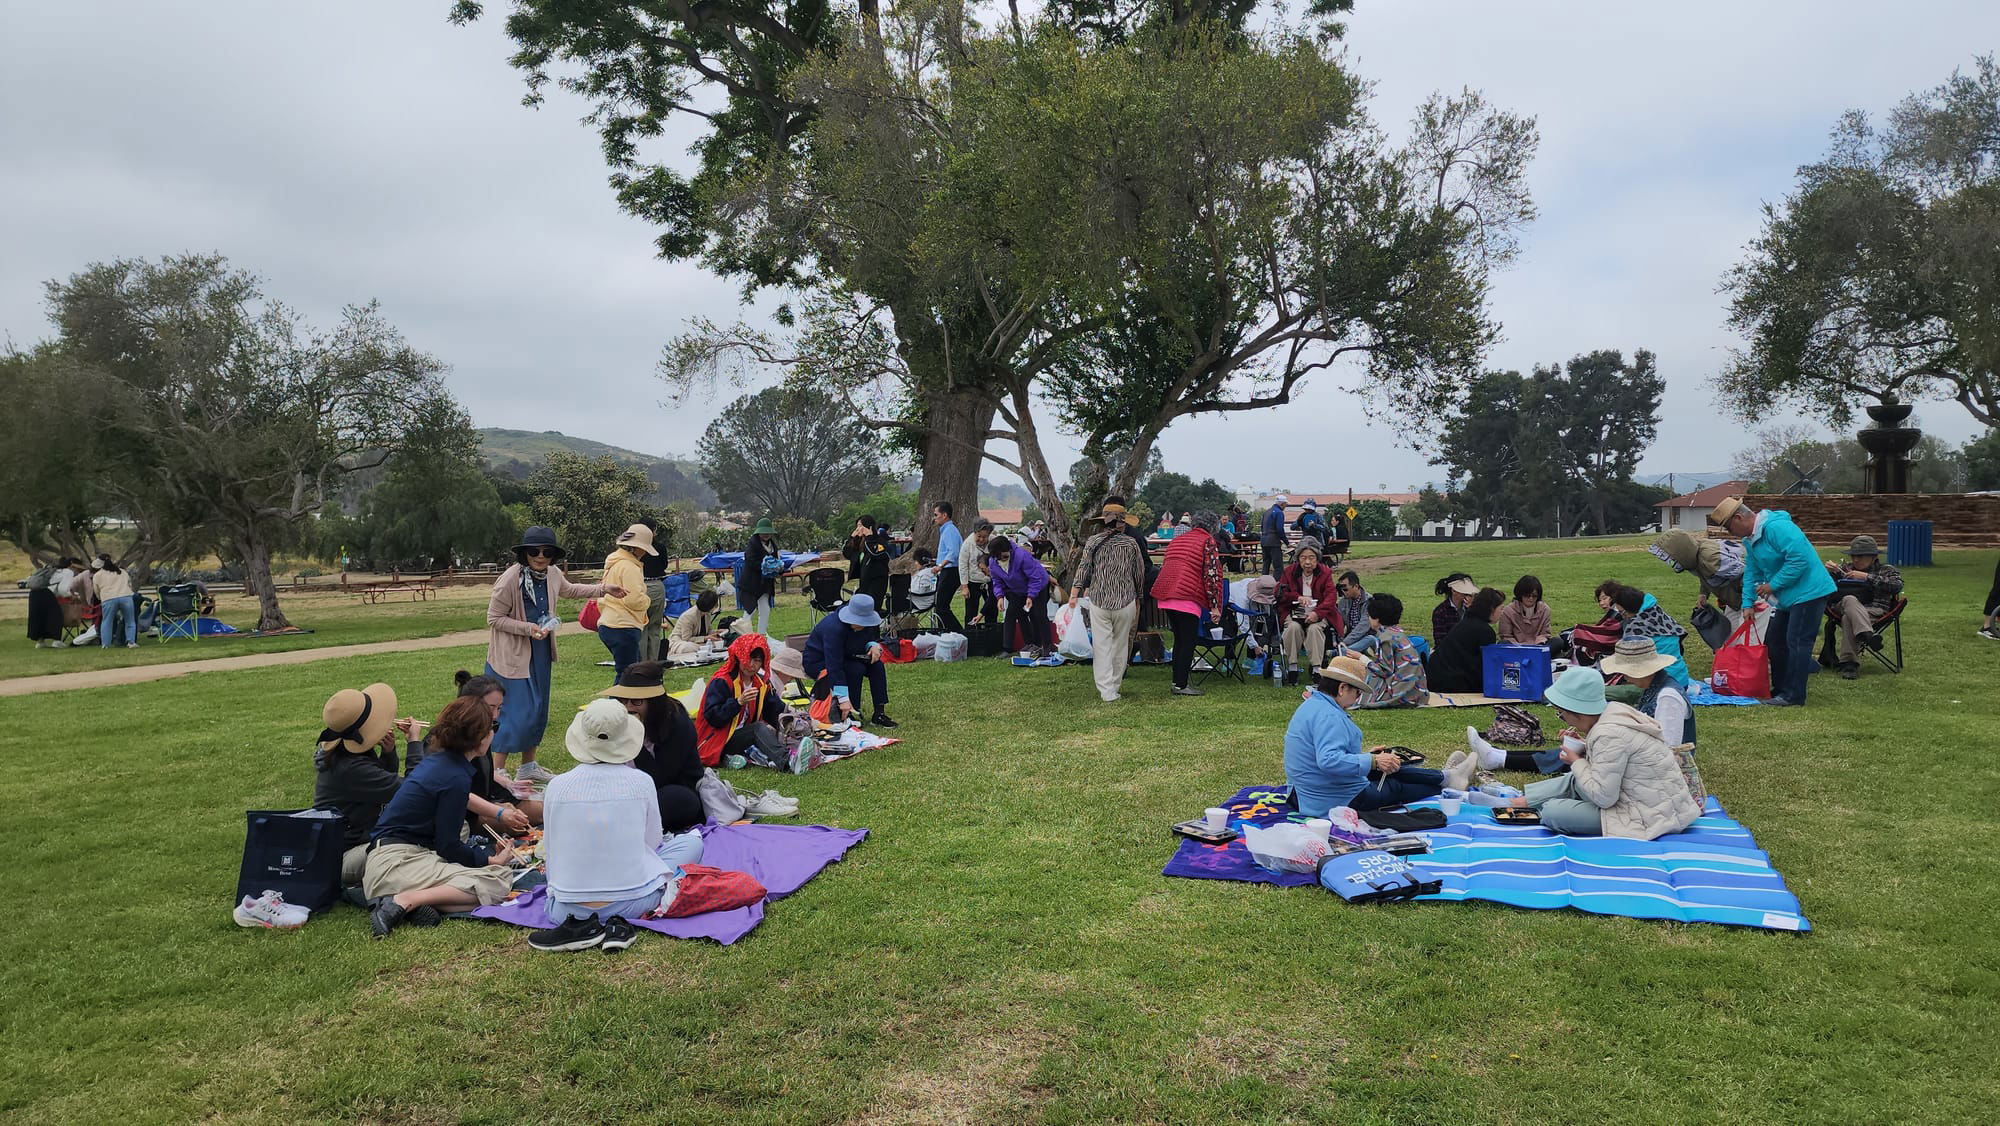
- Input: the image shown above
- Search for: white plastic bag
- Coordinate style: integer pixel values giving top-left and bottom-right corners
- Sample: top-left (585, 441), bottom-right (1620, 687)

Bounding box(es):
top-left (912, 633), bottom-right (939, 658)
top-left (1242, 823), bottom-right (1333, 874)
top-left (931, 632), bottom-right (968, 662)
top-left (1055, 601), bottom-right (1094, 661)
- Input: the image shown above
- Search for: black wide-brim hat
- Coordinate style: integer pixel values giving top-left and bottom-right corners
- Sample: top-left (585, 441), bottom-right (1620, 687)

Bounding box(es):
top-left (514, 525), bottom-right (566, 561)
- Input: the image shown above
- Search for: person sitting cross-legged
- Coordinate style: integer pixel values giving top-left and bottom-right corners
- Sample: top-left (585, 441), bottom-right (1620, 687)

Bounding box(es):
top-left (362, 695), bottom-right (518, 938)
top-left (1506, 666), bottom-right (1700, 840)
top-left (529, 700), bottom-right (708, 954)
top-left (802, 593), bottom-right (898, 729)
top-left (1824, 535), bottom-right (1903, 679)
top-left (1284, 655), bottom-right (1478, 818)
top-left (1355, 593), bottom-right (1428, 709)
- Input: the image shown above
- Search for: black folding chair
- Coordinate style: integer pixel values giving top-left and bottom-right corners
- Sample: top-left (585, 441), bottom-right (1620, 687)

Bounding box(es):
top-left (805, 567), bottom-right (847, 626)
top-left (1190, 608), bottom-right (1251, 687)
top-left (885, 572), bottom-right (942, 636)
top-left (156, 583), bottom-right (202, 642)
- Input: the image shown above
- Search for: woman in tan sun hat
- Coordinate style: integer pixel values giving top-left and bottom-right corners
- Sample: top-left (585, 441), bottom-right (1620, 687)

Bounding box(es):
top-left (311, 682), bottom-right (422, 886)
top-left (1282, 654), bottom-right (1477, 818)
top-left (596, 523), bottom-right (659, 682)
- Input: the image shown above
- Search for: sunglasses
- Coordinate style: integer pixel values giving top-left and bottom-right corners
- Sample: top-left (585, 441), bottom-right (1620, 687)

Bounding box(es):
top-left (524, 548), bottom-right (556, 559)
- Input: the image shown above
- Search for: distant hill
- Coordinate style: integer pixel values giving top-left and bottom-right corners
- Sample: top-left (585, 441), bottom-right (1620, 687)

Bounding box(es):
top-left (1640, 471), bottom-right (1737, 496)
top-left (478, 428), bottom-right (717, 509)
top-left (893, 471), bottom-right (1034, 508)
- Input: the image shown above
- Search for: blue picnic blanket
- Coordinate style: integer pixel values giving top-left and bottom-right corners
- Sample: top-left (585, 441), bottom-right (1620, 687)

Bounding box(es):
top-left (1164, 785), bottom-right (1808, 932)
top-left (698, 550), bottom-right (821, 571)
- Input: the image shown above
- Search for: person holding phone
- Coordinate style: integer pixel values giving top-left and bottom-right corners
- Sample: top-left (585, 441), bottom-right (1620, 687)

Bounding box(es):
top-left (482, 526), bottom-right (620, 784)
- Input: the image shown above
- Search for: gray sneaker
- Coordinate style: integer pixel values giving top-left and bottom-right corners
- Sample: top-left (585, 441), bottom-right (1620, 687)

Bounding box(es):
top-left (515, 761), bottom-right (557, 784)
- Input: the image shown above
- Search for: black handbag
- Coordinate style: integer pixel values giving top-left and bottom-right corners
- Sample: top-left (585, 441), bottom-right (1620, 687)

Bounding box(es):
top-left (237, 809), bottom-right (348, 913)
top-left (1690, 604), bottom-right (1732, 651)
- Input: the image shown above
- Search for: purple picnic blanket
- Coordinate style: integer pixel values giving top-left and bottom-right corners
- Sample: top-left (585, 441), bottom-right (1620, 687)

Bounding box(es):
top-left (1162, 785), bottom-right (1344, 888)
top-left (473, 822), bottom-right (868, 945)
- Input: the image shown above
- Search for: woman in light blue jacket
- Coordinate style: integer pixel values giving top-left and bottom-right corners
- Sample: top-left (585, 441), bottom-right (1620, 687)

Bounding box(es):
top-left (1713, 498), bottom-right (1835, 707)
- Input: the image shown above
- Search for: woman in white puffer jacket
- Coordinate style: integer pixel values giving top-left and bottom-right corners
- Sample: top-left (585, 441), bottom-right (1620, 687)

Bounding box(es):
top-left (1512, 666), bottom-right (1700, 840)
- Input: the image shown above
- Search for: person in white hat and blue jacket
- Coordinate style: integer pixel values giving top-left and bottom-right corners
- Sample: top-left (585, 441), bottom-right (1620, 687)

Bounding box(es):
top-left (801, 593), bottom-right (897, 729)
top-left (1507, 666), bottom-right (1699, 840)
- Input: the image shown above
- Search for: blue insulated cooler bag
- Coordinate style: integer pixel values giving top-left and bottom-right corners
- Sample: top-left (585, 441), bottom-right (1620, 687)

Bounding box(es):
top-left (1316, 849), bottom-right (1440, 904)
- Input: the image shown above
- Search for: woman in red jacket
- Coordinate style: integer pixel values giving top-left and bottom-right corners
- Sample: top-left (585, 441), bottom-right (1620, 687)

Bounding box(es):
top-left (1151, 510), bottom-right (1226, 696)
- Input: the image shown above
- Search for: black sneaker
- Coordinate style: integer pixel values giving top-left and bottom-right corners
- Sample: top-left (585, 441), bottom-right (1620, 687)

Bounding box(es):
top-left (406, 905), bottom-right (443, 927)
top-left (528, 916), bottom-right (606, 953)
top-left (870, 712), bottom-right (899, 729)
top-left (1172, 685), bottom-right (1204, 697)
top-left (600, 916), bottom-right (639, 953)
top-left (1839, 662), bottom-right (1860, 680)
top-left (368, 899), bottom-right (407, 940)
top-left (1859, 631), bottom-right (1884, 653)
top-left (1283, 670), bottom-right (1299, 687)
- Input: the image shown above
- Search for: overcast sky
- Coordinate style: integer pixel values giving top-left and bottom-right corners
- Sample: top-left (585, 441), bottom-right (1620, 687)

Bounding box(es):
top-left (2, 1), bottom-right (1994, 497)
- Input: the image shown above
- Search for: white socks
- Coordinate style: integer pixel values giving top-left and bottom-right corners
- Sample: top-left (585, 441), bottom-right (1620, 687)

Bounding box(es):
top-left (1442, 750), bottom-right (1479, 792)
top-left (1466, 725), bottom-right (1506, 769)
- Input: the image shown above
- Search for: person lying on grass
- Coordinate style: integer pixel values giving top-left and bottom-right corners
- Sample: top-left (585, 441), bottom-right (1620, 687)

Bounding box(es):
top-left (1504, 666), bottom-right (1699, 840)
top-left (1283, 655), bottom-right (1478, 818)
top-left (530, 699), bottom-right (707, 954)
top-left (362, 695), bottom-right (517, 939)
top-left (1464, 637), bottom-right (1696, 777)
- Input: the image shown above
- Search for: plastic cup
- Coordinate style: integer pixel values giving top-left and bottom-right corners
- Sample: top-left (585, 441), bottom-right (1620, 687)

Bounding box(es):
top-left (1305, 817), bottom-right (1332, 842)
top-left (1204, 807), bottom-right (1229, 832)
top-left (1438, 796), bottom-right (1463, 816)
top-left (1562, 735), bottom-right (1585, 755)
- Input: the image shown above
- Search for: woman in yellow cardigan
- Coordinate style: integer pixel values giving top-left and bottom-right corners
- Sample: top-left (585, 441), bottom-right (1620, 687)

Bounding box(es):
top-left (596, 524), bottom-right (657, 681)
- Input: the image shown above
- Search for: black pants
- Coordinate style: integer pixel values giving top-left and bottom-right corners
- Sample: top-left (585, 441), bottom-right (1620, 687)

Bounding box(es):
top-left (1166, 608), bottom-right (1200, 689)
top-left (1006, 590), bottom-right (1052, 652)
top-left (722, 722), bottom-right (777, 763)
top-left (934, 567), bottom-right (963, 633)
top-left (966, 581), bottom-right (999, 626)
top-left (1262, 541), bottom-right (1282, 576)
top-left (1986, 556), bottom-right (2000, 616)
top-left (817, 659), bottom-right (888, 715)
top-left (658, 783), bottom-right (703, 833)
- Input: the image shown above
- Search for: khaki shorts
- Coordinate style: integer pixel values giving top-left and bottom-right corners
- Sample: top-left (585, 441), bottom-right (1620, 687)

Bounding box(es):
top-left (361, 842), bottom-right (513, 905)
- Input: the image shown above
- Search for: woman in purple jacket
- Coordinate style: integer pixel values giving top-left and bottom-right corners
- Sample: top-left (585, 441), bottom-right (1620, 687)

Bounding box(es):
top-left (986, 535), bottom-right (1053, 658)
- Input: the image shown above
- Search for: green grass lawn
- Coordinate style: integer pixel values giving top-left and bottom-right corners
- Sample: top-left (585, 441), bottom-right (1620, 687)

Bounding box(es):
top-left (5, 538), bottom-right (1997, 1122)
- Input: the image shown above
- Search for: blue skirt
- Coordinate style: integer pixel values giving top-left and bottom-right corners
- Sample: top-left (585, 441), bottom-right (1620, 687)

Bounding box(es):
top-left (486, 638), bottom-right (553, 758)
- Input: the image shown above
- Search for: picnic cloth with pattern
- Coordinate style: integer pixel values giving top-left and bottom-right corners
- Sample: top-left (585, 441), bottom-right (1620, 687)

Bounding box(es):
top-left (698, 550), bottom-right (822, 571)
top-left (1688, 679), bottom-right (1763, 706)
top-left (1163, 785), bottom-right (1808, 932)
top-left (473, 822), bottom-right (867, 944)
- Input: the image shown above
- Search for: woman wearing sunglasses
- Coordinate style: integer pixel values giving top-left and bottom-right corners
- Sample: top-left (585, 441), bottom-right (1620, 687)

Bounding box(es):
top-left (482, 526), bottom-right (623, 784)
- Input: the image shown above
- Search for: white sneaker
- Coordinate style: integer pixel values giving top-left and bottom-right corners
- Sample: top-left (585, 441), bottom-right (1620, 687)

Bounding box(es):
top-left (234, 890), bottom-right (310, 929)
top-left (126, 642), bottom-right (138, 649)
top-left (743, 791), bottom-right (799, 817)
top-left (515, 761), bottom-right (557, 784)
top-left (74, 628), bottom-right (98, 645)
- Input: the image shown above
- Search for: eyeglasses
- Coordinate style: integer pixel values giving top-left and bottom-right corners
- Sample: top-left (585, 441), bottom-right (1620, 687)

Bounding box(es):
top-left (524, 548), bottom-right (555, 559)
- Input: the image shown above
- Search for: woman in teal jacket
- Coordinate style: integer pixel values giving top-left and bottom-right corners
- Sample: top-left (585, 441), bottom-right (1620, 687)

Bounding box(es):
top-left (1713, 499), bottom-right (1835, 707)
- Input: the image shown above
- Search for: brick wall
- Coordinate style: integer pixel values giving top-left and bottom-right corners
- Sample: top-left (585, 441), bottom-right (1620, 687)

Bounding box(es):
top-left (1739, 493), bottom-right (2000, 548)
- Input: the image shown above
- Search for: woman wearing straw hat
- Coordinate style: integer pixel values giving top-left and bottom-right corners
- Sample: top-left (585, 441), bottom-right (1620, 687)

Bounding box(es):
top-left (740, 518), bottom-right (784, 636)
top-left (483, 526), bottom-right (621, 785)
top-left (597, 523), bottom-right (659, 682)
top-left (599, 662), bottom-right (703, 824)
top-left (531, 699), bottom-right (709, 953)
top-left (1507, 666), bottom-right (1699, 839)
top-left (1283, 655), bottom-right (1479, 818)
top-left (311, 682), bottom-right (416, 887)
top-left (362, 696), bottom-right (518, 938)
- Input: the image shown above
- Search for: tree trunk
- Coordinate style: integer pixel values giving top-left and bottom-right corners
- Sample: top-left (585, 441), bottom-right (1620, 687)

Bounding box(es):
top-left (237, 531), bottom-right (293, 632)
top-left (910, 386), bottom-right (994, 554)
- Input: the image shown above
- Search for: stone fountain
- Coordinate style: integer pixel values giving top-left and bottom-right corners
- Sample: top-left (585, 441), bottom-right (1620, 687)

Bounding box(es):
top-left (1857, 399), bottom-right (1921, 494)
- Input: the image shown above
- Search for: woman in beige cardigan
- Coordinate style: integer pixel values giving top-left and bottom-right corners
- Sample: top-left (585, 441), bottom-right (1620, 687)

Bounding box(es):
top-left (483, 526), bottom-right (620, 783)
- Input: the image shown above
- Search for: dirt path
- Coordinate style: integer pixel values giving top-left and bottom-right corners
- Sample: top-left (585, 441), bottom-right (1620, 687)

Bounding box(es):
top-left (0, 625), bottom-right (581, 698)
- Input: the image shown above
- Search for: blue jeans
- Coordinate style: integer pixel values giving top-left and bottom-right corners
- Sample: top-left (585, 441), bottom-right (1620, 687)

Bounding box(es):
top-left (546, 831), bottom-right (706, 923)
top-left (1768, 595), bottom-right (1829, 704)
top-left (1347, 767), bottom-right (1446, 811)
top-left (596, 625), bottom-right (642, 682)
top-left (99, 596), bottom-right (136, 646)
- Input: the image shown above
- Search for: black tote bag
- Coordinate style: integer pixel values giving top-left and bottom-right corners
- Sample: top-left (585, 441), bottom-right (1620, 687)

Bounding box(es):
top-left (236, 809), bottom-right (348, 913)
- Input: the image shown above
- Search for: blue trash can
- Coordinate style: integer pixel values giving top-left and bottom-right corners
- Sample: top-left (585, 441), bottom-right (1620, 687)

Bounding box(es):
top-left (1885, 520), bottom-right (1933, 567)
top-left (1482, 644), bottom-right (1553, 702)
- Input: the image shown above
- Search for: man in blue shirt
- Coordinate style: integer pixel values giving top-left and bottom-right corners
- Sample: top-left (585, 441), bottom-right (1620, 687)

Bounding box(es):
top-left (1261, 495), bottom-right (1289, 577)
top-left (929, 501), bottom-right (963, 633)
top-left (1713, 497), bottom-right (1836, 707)
top-left (1284, 655), bottom-right (1476, 817)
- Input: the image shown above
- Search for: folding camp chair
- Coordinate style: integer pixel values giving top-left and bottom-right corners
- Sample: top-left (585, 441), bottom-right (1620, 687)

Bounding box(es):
top-left (1820, 595), bottom-right (1906, 673)
top-left (884, 572), bottom-right (941, 637)
top-left (1236, 577), bottom-right (1284, 685)
top-left (1190, 607), bottom-right (1251, 687)
top-left (61, 599), bottom-right (100, 646)
top-left (156, 583), bottom-right (202, 642)
top-left (805, 567), bottom-right (847, 626)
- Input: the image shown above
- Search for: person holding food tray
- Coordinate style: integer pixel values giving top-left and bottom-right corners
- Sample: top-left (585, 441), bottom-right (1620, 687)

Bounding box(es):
top-left (1506, 666), bottom-right (1699, 840)
top-left (1283, 655), bottom-right (1480, 818)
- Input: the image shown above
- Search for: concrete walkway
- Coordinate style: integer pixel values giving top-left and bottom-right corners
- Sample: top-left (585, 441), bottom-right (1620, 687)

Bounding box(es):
top-left (0, 625), bottom-right (576, 698)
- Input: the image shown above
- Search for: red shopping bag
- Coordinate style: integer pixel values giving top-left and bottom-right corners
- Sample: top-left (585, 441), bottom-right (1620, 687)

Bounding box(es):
top-left (1709, 618), bottom-right (1770, 699)
top-left (578, 598), bottom-right (601, 631)
top-left (881, 639), bottom-right (917, 664)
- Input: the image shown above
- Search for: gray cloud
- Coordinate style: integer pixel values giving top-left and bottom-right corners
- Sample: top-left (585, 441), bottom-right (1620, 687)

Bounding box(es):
top-left (2, 0), bottom-right (1993, 496)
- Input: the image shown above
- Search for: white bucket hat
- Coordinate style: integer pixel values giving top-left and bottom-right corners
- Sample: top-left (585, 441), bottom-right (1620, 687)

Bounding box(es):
top-left (565, 698), bottom-right (644, 764)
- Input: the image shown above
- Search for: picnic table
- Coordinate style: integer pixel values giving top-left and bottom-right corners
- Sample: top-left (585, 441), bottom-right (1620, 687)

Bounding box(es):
top-left (355, 581), bottom-right (436, 605)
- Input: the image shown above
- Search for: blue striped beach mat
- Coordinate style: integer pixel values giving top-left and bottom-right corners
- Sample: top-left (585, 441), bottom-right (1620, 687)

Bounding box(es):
top-left (1164, 786), bottom-right (1809, 932)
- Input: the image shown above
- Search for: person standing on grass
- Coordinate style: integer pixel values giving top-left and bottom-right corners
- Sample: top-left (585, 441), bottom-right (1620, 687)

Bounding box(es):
top-left (362, 695), bottom-right (518, 938)
top-left (929, 501), bottom-right (963, 634)
top-left (844, 514), bottom-right (892, 605)
top-left (1283, 655), bottom-right (1476, 818)
top-left (1981, 556), bottom-right (2000, 641)
top-left (596, 523), bottom-right (657, 682)
top-left (91, 555), bottom-right (138, 648)
top-left (961, 519), bottom-right (998, 626)
top-left (1260, 495), bottom-right (1289, 577)
top-left (635, 516), bottom-right (671, 662)
top-left (1150, 510), bottom-right (1226, 697)
top-left (739, 518), bottom-right (783, 636)
top-left (482, 526), bottom-right (618, 785)
top-left (1068, 500), bottom-right (1151, 702)
top-left (1712, 496), bottom-right (1834, 707)
top-left (987, 533), bottom-right (1054, 658)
